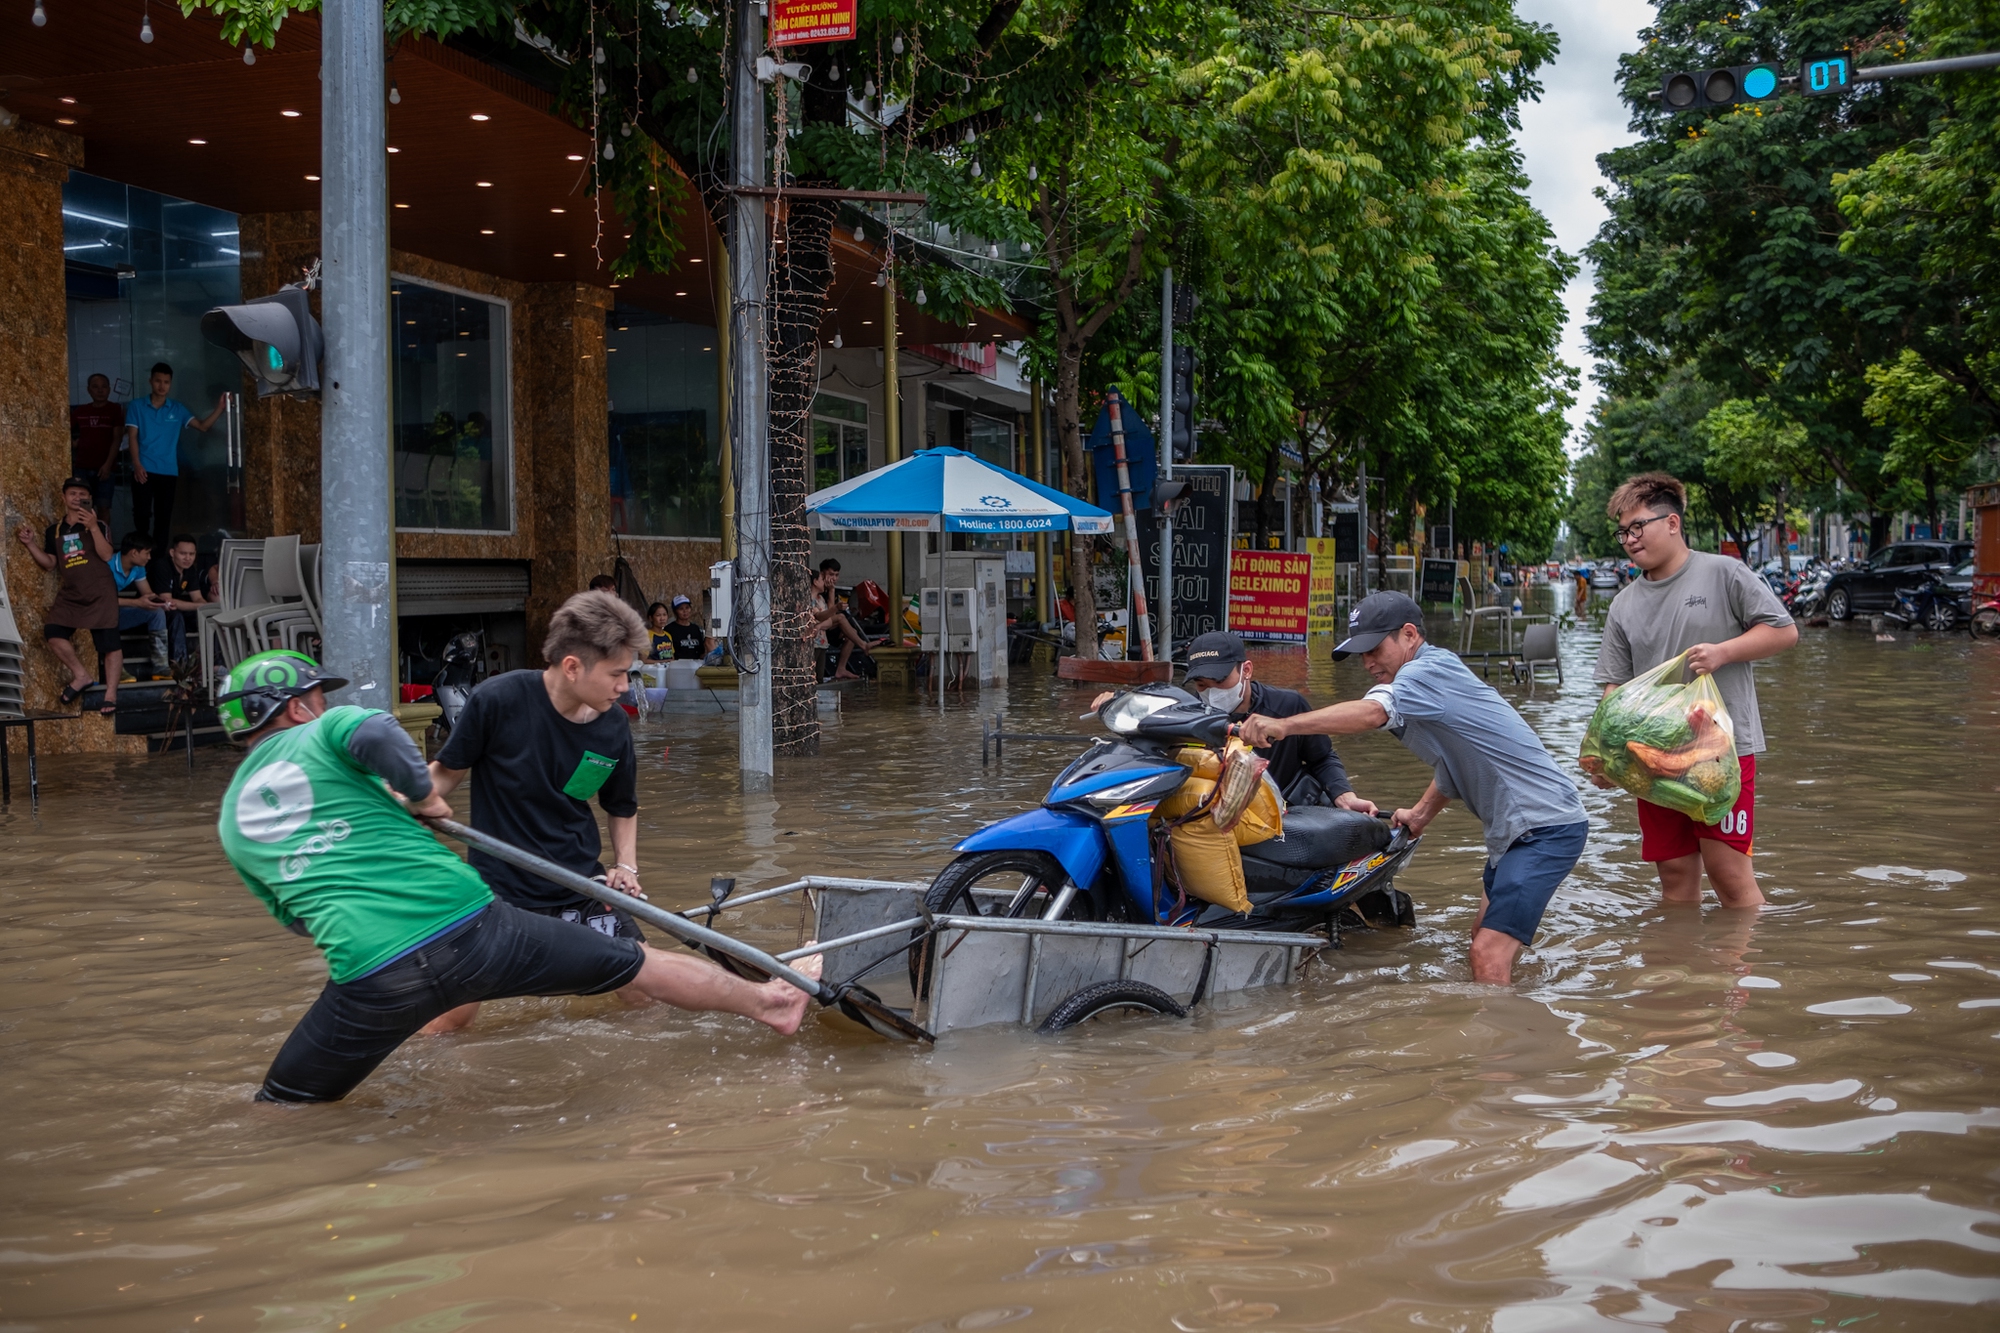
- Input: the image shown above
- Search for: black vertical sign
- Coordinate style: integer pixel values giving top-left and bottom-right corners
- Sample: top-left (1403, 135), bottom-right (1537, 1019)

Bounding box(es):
top-left (1141, 464), bottom-right (1235, 647)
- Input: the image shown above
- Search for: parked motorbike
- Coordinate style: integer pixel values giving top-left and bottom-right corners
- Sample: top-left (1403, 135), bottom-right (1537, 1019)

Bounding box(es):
top-left (1973, 592), bottom-right (2000, 639)
top-left (918, 686), bottom-right (1421, 945)
top-left (1881, 574), bottom-right (1964, 633)
top-left (431, 631), bottom-right (485, 735)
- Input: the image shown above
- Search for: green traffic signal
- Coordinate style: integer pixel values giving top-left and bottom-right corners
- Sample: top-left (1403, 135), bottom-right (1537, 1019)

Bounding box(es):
top-left (1658, 60), bottom-right (1786, 109)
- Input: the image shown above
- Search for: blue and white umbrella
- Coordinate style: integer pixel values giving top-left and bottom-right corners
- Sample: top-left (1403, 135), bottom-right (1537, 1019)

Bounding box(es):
top-left (806, 446), bottom-right (1113, 535)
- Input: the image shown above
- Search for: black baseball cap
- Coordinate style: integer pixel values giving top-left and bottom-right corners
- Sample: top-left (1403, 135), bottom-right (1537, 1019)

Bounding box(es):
top-left (1182, 631), bottom-right (1247, 682)
top-left (1332, 592), bottom-right (1424, 660)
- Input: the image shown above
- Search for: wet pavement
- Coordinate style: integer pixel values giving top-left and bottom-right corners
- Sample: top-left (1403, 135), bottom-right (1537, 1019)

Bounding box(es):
top-left (3, 605), bottom-right (1998, 1330)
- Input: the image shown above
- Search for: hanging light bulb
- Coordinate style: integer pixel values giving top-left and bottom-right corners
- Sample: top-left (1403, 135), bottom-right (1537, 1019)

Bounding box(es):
top-left (595, 45), bottom-right (607, 64)
top-left (620, 121), bottom-right (632, 137)
top-left (970, 161), bottom-right (981, 177)
top-left (832, 331), bottom-right (843, 348)
top-left (915, 287), bottom-right (927, 305)
top-left (827, 61), bottom-right (839, 80)
top-left (892, 33), bottom-right (904, 55)
top-left (595, 77), bottom-right (606, 95)
top-left (853, 223), bottom-right (865, 241)
top-left (244, 44), bottom-right (257, 65)
top-left (987, 243), bottom-right (998, 259)
top-left (687, 66), bottom-right (699, 84)
top-left (32, 0), bottom-right (46, 27)
top-left (603, 141), bottom-right (615, 159)
top-left (1027, 164), bottom-right (1038, 181)
top-left (962, 76), bottom-right (971, 92)
top-left (863, 77), bottom-right (875, 96)
top-left (388, 77), bottom-right (400, 102)
top-left (1033, 111), bottom-right (1043, 123)
top-left (1020, 241), bottom-right (1032, 254)
top-left (875, 269), bottom-right (887, 287)
top-left (140, 10), bottom-right (153, 41)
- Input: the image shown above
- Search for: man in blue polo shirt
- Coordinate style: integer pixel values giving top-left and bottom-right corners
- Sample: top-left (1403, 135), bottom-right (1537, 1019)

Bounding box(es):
top-left (1240, 592), bottom-right (1589, 984)
top-left (124, 362), bottom-right (226, 555)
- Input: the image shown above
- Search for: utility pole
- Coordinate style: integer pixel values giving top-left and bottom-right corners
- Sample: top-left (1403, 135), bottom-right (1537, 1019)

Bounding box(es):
top-left (1031, 377), bottom-right (1050, 628)
top-left (318, 0), bottom-right (392, 711)
top-left (1158, 267), bottom-right (1174, 661)
top-left (729, 0), bottom-right (773, 788)
top-left (883, 258), bottom-right (902, 647)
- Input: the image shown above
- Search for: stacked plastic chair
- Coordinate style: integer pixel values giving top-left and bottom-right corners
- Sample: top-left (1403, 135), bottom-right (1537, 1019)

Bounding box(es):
top-left (200, 536), bottom-right (323, 686)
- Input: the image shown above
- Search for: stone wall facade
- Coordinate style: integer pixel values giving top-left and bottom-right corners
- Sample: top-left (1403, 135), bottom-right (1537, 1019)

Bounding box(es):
top-left (1, 121), bottom-right (144, 757)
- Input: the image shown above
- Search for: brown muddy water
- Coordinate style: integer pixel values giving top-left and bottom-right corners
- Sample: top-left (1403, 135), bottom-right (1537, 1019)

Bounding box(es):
top-left (3, 614), bottom-right (1999, 1331)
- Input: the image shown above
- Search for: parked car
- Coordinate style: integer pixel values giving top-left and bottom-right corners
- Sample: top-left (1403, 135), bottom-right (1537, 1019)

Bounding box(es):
top-left (1822, 541), bottom-right (1974, 620)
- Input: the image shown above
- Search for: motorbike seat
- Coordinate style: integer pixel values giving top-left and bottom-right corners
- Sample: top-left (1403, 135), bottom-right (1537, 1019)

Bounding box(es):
top-left (1240, 805), bottom-right (1390, 870)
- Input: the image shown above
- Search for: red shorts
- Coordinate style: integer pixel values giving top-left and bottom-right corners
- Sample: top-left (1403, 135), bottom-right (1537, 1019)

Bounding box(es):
top-left (1637, 754), bottom-right (1756, 862)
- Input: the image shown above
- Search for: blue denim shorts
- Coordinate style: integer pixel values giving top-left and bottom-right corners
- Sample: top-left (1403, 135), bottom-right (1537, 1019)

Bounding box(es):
top-left (1480, 821), bottom-right (1589, 945)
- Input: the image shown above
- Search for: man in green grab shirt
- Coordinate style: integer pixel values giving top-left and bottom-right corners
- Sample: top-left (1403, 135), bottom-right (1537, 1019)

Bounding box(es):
top-left (215, 649), bottom-right (811, 1103)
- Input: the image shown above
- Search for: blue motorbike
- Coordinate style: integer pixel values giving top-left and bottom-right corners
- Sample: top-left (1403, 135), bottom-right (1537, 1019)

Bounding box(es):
top-left (921, 685), bottom-right (1422, 940)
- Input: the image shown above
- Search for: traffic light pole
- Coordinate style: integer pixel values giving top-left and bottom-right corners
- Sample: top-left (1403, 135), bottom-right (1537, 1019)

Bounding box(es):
top-left (1158, 266), bottom-right (1174, 662)
top-left (318, 0), bottom-right (394, 712)
top-left (729, 0), bottom-right (774, 790)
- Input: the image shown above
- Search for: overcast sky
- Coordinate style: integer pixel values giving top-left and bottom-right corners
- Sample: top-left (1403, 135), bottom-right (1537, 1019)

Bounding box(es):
top-left (1511, 0), bottom-right (1656, 449)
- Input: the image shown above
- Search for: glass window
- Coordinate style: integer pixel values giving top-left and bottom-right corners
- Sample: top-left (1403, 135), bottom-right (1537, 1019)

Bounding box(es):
top-left (607, 305), bottom-right (721, 539)
top-left (62, 172), bottom-right (241, 539)
top-left (813, 393), bottom-right (871, 543)
top-left (392, 279), bottom-right (511, 531)
top-left (966, 413), bottom-right (1014, 470)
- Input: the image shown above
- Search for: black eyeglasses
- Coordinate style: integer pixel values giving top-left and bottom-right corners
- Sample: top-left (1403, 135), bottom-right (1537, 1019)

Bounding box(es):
top-left (1614, 512), bottom-right (1675, 544)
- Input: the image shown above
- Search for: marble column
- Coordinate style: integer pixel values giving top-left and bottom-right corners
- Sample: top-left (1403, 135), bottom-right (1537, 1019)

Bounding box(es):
top-left (520, 282), bottom-right (613, 662)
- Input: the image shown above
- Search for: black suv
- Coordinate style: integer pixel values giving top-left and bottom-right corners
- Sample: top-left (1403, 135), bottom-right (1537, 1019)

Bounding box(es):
top-left (1824, 541), bottom-right (1974, 619)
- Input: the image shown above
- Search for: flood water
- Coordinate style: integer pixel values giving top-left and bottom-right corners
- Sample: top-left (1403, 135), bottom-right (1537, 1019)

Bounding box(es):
top-left (4, 610), bottom-right (1998, 1330)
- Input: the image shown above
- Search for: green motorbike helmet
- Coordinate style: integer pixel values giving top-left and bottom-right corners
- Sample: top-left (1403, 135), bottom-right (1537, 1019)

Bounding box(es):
top-left (216, 649), bottom-right (349, 740)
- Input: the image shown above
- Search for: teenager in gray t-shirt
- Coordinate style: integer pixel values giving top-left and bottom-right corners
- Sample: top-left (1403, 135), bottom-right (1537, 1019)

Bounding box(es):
top-left (1592, 474), bottom-right (1798, 909)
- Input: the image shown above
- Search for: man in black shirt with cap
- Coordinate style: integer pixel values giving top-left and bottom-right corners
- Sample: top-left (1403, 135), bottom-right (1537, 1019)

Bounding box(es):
top-left (1183, 631), bottom-right (1377, 814)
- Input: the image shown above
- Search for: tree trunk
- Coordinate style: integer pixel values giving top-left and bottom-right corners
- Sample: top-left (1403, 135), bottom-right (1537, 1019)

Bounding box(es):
top-left (765, 196), bottom-right (840, 755)
top-left (1055, 342), bottom-right (1097, 657)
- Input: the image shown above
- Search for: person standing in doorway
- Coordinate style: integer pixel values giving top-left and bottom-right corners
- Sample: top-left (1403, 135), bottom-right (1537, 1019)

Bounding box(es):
top-left (124, 362), bottom-right (226, 556)
top-left (14, 479), bottom-right (123, 714)
top-left (1592, 473), bottom-right (1798, 909)
top-left (69, 373), bottom-right (125, 517)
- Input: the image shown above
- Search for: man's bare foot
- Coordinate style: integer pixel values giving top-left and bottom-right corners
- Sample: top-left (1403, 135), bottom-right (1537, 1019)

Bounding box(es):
top-left (833, 669), bottom-right (862, 681)
top-left (758, 944), bottom-right (821, 1035)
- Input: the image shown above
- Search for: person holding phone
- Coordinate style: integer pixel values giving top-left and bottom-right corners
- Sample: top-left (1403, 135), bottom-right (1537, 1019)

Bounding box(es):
top-left (14, 478), bottom-right (123, 713)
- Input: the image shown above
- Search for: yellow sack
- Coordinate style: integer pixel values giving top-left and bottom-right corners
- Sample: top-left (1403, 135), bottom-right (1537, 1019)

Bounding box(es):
top-left (1154, 742), bottom-right (1286, 914)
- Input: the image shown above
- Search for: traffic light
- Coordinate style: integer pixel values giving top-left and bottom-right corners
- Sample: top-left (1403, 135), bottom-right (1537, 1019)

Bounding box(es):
top-left (1169, 344), bottom-right (1196, 463)
top-left (201, 286), bottom-right (323, 397)
top-left (1659, 59), bottom-right (1785, 110)
top-left (1799, 54), bottom-right (1852, 95)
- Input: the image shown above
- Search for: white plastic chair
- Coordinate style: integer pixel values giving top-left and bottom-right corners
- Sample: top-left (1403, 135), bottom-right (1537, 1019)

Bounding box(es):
top-left (1512, 623), bottom-right (1563, 696)
top-left (213, 536), bottom-right (300, 664)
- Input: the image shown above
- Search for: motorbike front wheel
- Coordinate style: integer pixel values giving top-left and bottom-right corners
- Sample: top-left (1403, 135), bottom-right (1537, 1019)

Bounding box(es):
top-left (910, 850), bottom-right (1090, 996)
top-left (1927, 601), bottom-right (1959, 633)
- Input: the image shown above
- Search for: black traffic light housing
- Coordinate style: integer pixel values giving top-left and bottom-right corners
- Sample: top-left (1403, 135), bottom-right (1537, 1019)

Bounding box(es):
top-left (1659, 60), bottom-right (1785, 110)
top-left (1169, 344), bottom-right (1197, 463)
top-left (201, 285), bottom-right (324, 398)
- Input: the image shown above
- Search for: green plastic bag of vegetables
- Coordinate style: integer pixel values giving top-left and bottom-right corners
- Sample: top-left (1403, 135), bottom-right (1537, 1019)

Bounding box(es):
top-left (1579, 651), bottom-right (1740, 824)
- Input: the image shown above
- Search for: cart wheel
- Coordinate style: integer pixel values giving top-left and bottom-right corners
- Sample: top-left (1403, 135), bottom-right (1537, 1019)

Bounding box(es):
top-left (911, 851), bottom-right (1082, 995)
top-left (1036, 980), bottom-right (1187, 1033)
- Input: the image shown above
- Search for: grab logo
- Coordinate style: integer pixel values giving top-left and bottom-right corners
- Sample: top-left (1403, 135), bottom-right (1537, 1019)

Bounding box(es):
top-left (236, 761), bottom-right (314, 843)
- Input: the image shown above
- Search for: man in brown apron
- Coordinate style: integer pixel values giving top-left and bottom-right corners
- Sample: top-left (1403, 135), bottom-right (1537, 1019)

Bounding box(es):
top-left (13, 477), bottom-right (124, 713)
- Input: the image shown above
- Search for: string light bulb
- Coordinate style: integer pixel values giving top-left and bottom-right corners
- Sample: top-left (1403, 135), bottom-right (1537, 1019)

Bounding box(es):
top-left (32, 0), bottom-right (46, 27)
top-left (1021, 241), bottom-right (1032, 253)
top-left (388, 78), bottom-right (400, 103)
top-left (915, 287), bottom-right (927, 305)
top-left (970, 161), bottom-right (981, 177)
top-left (140, 9), bottom-right (152, 41)
top-left (853, 223), bottom-right (865, 241)
top-left (603, 141), bottom-right (615, 159)
top-left (243, 44), bottom-right (256, 65)
top-left (832, 331), bottom-right (843, 348)
top-left (875, 270), bottom-right (887, 287)
top-left (987, 243), bottom-right (998, 259)
top-left (892, 33), bottom-right (904, 54)
top-left (687, 66), bottom-right (698, 83)
top-left (1028, 165), bottom-right (1038, 181)
top-left (827, 61), bottom-right (839, 80)
top-left (620, 121), bottom-right (632, 137)
top-left (964, 127), bottom-right (975, 144)
top-left (864, 78), bottom-right (875, 96)
top-left (1034, 111), bottom-right (1043, 124)
top-left (595, 45), bottom-right (606, 64)
top-left (595, 77), bottom-right (606, 95)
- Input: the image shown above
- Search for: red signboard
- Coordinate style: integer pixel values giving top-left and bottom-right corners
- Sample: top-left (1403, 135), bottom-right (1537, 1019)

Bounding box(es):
top-left (770, 0), bottom-right (856, 46)
top-left (1229, 550), bottom-right (1311, 642)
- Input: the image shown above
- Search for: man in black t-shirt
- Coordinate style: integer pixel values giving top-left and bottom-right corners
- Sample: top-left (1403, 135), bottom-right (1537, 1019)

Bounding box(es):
top-left (664, 594), bottom-right (709, 659)
top-left (150, 533), bottom-right (210, 664)
top-left (420, 592), bottom-right (649, 1033)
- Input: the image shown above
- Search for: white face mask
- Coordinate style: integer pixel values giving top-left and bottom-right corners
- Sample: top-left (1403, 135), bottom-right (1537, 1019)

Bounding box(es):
top-left (1201, 677), bottom-right (1248, 714)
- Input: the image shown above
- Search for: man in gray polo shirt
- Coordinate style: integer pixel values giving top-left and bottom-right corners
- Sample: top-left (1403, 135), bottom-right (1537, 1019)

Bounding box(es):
top-left (1593, 472), bottom-right (1796, 908)
top-left (1241, 593), bottom-right (1588, 984)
